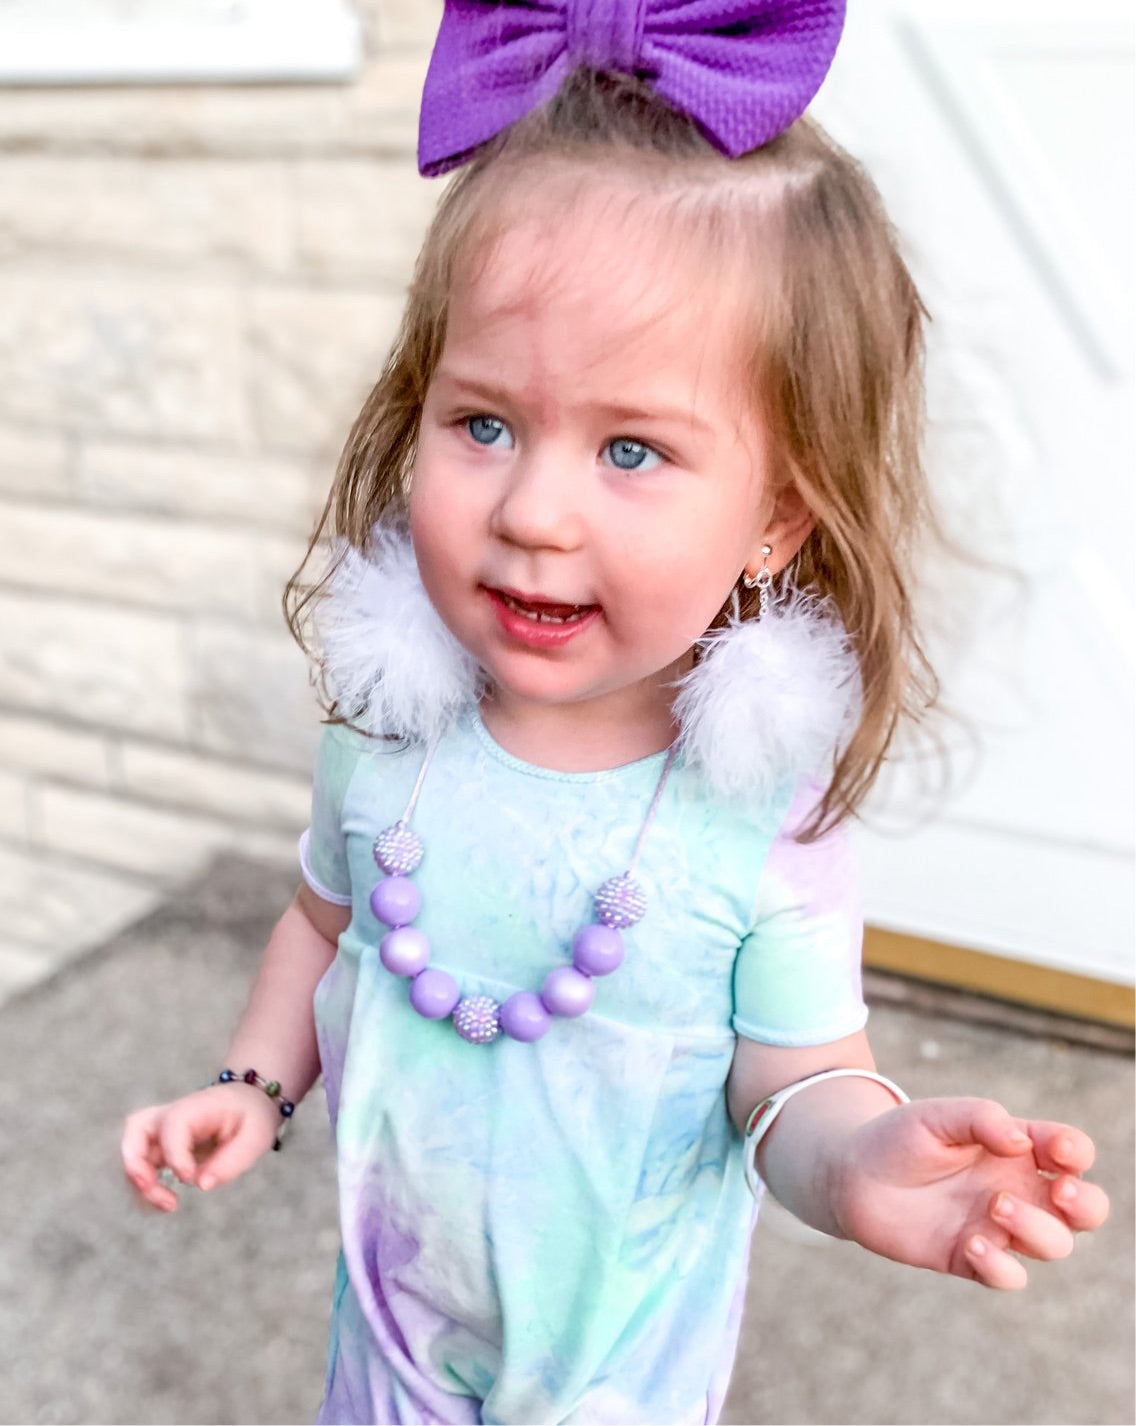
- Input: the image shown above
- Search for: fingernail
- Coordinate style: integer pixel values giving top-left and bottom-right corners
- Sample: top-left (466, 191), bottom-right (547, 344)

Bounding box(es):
top-left (1010, 1131), bottom-right (1032, 1149)
top-left (968, 1235), bottom-right (987, 1257)
top-left (1055, 1136), bottom-right (1073, 1161)
top-left (199, 1174), bottom-right (214, 1191)
top-left (1056, 1179), bottom-right (1077, 1205)
top-left (993, 1193), bottom-right (1014, 1221)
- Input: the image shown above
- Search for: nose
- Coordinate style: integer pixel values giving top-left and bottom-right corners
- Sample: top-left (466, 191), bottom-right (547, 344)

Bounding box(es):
top-left (489, 447), bottom-right (584, 551)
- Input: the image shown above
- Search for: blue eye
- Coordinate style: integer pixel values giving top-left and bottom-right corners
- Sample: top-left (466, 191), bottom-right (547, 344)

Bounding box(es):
top-left (466, 415), bottom-right (514, 449)
top-left (604, 438), bottom-right (662, 472)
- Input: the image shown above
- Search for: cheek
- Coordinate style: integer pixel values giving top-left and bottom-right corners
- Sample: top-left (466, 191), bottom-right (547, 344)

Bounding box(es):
top-left (622, 521), bottom-right (745, 639)
top-left (407, 484), bottom-right (459, 610)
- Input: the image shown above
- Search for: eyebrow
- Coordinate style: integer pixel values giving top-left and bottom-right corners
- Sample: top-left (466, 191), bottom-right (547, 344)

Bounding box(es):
top-left (433, 370), bottom-right (714, 437)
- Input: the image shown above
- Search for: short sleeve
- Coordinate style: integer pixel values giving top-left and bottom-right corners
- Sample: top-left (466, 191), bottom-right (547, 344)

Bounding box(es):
top-left (733, 785), bottom-right (868, 1047)
top-left (298, 723), bottom-right (364, 907)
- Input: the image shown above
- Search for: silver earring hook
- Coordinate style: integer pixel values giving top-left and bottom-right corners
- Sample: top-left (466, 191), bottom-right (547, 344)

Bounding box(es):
top-left (742, 544), bottom-right (774, 620)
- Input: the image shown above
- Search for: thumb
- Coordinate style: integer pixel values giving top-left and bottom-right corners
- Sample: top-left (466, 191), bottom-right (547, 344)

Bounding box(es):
top-left (925, 1097), bottom-right (1033, 1158)
top-left (195, 1118), bottom-right (277, 1191)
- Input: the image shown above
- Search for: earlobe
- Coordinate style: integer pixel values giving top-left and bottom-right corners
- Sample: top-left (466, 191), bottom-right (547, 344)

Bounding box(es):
top-left (758, 485), bottom-right (815, 576)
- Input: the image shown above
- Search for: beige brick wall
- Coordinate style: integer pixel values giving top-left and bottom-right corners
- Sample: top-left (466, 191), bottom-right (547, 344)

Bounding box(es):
top-left (0, 1), bottom-right (444, 972)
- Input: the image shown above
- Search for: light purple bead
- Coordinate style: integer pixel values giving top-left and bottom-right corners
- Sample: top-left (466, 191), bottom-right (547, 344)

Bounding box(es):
top-left (409, 967), bottom-right (459, 1020)
top-left (452, 995), bottom-right (501, 1045)
top-left (541, 965), bottom-right (595, 1018)
top-left (571, 923), bottom-right (624, 977)
top-left (370, 875), bottom-right (420, 927)
top-left (379, 927), bottom-right (430, 977)
top-left (593, 873), bottom-right (647, 929)
top-left (499, 990), bottom-right (552, 1042)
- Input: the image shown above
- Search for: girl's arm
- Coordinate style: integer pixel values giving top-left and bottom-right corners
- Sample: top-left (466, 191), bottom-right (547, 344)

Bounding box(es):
top-left (223, 884), bottom-right (349, 1100)
top-left (121, 885), bottom-right (350, 1211)
top-left (727, 1031), bottom-right (1110, 1288)
top-left (727, 1028), bottom-right (888, 1237)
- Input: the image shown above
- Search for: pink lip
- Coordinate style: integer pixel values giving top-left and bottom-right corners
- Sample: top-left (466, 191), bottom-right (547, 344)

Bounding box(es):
top-left (484, 588), bottom-right (601, 650)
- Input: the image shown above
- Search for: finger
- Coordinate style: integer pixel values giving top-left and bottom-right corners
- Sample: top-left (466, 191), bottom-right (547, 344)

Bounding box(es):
top-left (157, 1103), bottom-right (216, 1184)
top-left (1049, 1175), bottom-right (1111, 1232)
top-left (929, 1098), bottom-right (1035, 1157)
top-left (121, 1137), bottom-right (180, 1212)
top-left (120, 1109), bottom-right (165, 1187)
top-left (1021, 1122), bottom-right (1097, 1176)
top-left (124, 1170), bottom-right (178, 1214)
top-left (122, 1111), bottom-right (174, 1201)
top-left (195, 1122), bottom-right (272, 1191)
top-left (964, 1234), bottom-right (1028, 1290)
top-left (989, 1193), bottom-right (1075, 1261)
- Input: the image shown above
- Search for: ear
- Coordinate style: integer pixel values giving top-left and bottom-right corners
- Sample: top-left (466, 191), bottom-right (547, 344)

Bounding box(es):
top-left (744, 482), bottom-right (815, 581)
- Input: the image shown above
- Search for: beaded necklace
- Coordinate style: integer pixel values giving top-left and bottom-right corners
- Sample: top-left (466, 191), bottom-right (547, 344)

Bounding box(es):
top-left (369, 736), bottom-right (678, 1044)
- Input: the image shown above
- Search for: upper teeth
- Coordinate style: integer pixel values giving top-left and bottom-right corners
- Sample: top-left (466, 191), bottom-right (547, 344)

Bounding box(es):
top-left (502, 593), bottom-right (585, 624)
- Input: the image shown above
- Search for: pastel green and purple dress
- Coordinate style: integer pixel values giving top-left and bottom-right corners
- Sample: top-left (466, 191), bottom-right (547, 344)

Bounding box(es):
top-left (300, 712), bottom-right (867, 1425)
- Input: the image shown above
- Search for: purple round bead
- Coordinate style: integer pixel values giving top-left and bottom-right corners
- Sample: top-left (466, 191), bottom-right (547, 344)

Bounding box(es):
top-left (499, 990), bottom-right (552, 1043)
top-left (452, 995), bottom-right (502, 1045)
top-left (409, 967), bottom-right (460, 1020)
top-left (593, 873), bottom-right (647, 929)
top-left (370, 875), bottom-right (421, 928)
top-left (379, 927), bottom-right (430, 977)
top-left (541, 966), bottom-right (595, 1018)
top-left (372, 822), bottom-right (424, 876)
top-left (571, 923), bottom-right (624, 977)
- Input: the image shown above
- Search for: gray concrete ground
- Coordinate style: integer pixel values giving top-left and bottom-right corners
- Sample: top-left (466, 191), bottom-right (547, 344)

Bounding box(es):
top-left (0, 857), bottom-right (1131, 1426)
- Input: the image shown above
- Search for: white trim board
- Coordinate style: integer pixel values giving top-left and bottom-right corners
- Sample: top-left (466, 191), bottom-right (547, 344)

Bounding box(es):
top-left (0, 0), bottom-right (363, 85)
top-left (852, 820), bottom-right (1135, 985)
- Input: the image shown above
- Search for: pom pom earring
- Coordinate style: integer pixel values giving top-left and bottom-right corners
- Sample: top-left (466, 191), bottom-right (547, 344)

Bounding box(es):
top-left (672, 547), bottom-right (861, 804)
top-left (312, 515), bottom-right (484, 744)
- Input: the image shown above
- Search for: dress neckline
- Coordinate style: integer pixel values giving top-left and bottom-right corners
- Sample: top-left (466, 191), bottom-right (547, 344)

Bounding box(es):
top-left (470, 708), bottom-right (673, 784)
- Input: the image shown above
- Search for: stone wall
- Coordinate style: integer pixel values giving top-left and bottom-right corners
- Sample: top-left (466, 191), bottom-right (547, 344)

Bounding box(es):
top-left (0, 0), bottom-right (443, 993)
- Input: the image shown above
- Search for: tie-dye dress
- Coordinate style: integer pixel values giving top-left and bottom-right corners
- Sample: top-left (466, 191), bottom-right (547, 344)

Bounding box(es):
top-left (299, 711), bottom-right (867, 1425)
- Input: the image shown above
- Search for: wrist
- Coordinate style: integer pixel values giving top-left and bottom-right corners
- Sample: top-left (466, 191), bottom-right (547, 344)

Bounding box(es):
top-left (215, 1067), bottom-right (297, 1150)
top-left (822, 1086), bottom-right (911, 1240)
top-left (747, 1070), bottom-right (908, 1236)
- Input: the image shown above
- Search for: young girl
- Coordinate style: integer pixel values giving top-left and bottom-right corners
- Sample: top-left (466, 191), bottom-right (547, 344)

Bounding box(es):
top-left (122, 6), bottom-right (1109, 1423)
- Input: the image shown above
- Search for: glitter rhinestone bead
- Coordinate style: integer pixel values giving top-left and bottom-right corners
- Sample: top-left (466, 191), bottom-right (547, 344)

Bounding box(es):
top-left (593, 873), bottom-right (647, 929)
top-left (372, 822), bottom-right (424, 876)
top-left (452, 995), bottom-right (502, 1045)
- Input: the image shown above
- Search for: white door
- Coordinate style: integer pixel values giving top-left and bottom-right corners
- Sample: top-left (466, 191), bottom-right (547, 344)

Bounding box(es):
top-left (813, 2), bottom-right (1135, 985)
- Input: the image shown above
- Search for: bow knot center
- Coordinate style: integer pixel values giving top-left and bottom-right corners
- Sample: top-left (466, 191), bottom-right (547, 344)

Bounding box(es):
top-left (566, 0), bottom-right (647, 75)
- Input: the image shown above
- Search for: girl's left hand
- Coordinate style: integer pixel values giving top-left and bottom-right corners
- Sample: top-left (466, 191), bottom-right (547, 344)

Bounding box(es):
top-left (833, 1097), bottom-right (1110, 1289)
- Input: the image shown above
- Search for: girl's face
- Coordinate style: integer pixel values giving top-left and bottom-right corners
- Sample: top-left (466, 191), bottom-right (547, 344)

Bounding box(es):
top-left (410, 185), bottom-right (799, 756)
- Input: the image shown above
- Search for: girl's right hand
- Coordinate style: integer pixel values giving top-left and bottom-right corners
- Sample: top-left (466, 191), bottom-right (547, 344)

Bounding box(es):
top-left (121, 1082), bottom-right (284, 1212)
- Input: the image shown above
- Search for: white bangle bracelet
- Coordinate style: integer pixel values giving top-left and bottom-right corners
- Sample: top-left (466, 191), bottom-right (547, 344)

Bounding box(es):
top-left (743, 1067), bottom-right (909, 1198)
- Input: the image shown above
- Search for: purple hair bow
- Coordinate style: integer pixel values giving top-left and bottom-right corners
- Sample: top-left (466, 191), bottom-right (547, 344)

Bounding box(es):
top-left (418, 0), bottom-right (846, 176)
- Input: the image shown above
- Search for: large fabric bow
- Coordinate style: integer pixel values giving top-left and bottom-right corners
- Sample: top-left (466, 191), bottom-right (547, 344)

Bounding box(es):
top-left (418, 0), bottom-right (845, 176)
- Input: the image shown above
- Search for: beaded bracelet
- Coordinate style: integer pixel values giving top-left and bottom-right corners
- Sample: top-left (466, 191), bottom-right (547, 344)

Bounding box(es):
top-left (217, 1067), bottom-right (296, 1151)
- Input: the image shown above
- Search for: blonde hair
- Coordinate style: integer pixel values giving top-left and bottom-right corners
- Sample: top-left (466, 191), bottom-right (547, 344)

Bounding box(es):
top-left (286, 70), bottom-right (940, 838)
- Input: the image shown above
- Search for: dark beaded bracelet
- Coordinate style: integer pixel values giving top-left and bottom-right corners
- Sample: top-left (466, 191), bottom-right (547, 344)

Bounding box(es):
top-left (217, 1067), bottom-right (296, 1150)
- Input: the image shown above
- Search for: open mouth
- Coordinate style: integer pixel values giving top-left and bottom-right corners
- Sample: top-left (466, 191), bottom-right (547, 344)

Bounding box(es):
top-left (496, 591), bottom-right (598, 625)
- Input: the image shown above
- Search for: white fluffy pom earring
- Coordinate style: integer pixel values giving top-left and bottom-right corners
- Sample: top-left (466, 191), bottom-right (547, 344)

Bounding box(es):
top-left (673, 543), bottom-right (861, 804)
top-left (312, 515), bottom-right (483, 744)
